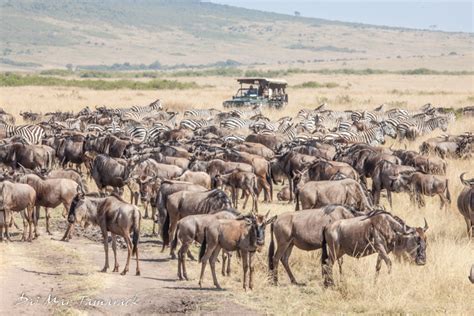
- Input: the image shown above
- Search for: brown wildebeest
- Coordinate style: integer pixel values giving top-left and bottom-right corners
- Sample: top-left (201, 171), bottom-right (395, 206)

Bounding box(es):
top-left (214, 170), bottom-right (259, 212)
top-left (268, 205), bottom-right (363, 285)
top-left (371, 160), bottom-right (416, 208)
top-left (18, 174), bottom-right (79, 235)
top-left (162, 189), bottom-right (232, 258)
top-left (457, 172), bottom-right (474, 237)
top-left (42, 168), bottom-right (89, 193)
top-left (198, 211), bottom-right (276, 290)
top-left (65, 193), bottom-right (141, 276)
top-left (174, 170), bottom-right (211, 189)
top-left (156, 181), bottom-right (207, 237)
top-left (403, 172), bottom-right (451, 210)
top-left (277, 186), bottom-right (291, 201)
top-left (0, 181), bottom-right (36, 241)
top-left (321, 210), bottom-right (428, 287)
top-left (233, 142), bottom-right (274, 160)
top-left (295, 178), bottom-right (372, 212)
top-left (171, 209), bottom-right (240, 280)
top-left (307, 158), bottom-right (359, 181)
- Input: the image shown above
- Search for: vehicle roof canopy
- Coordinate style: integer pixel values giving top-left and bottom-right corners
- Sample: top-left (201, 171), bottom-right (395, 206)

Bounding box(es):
top-left (237, 78), bottom-right (287, 88)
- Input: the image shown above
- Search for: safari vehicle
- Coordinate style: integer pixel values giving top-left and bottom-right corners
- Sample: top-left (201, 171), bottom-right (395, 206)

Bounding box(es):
top-left (223, 78), bottom-right (288, 109)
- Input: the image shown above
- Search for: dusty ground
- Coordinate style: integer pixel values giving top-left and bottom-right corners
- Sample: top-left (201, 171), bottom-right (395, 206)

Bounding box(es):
top-left (0, 220), bottom-right (259, 315)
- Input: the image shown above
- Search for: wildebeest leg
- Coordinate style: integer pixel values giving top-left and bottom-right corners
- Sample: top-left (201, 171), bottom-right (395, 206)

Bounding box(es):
top-left (281, 245), bottom-right (299, 285)
top-left (438, 193), bottom-right (447, 211)
top-left (241, 250), bottom-right (249, 290)
top-left (45, 208), bottom-right (52, 235)
top-left (226, 251), bottom-right (232, 276)
top-left (178, 242), bottom-right (190, 280)
top-left (187, 249), bottom-right (196, 261)
top-left (221, 251), bottom-right (227, 276)
top-left (464, 218), bottom-right (473, 238)
top-left (337, 257), bottom-right (344, 275)
top-left (26, 205), bottom-right (34, 242)
top-left (374, 232), bottom-right (392, 274)
top-left (151, 206), bottom-right (158, 236)
top-left (271, 240), bottom-right (290, 285)
top-left (111, 234), bottom-right (119, 272)
top-left (249, 251), bottom-right (255, 290)
top-left (34, 206), bottom-right (40, 238)
top-left (209, 246), bottom-right (222, 289)
top-left (242, 189), bottom-right (250, 210)
top-left (121, 231), bottom-right (132, 276)
top-left (375, 255), bottom-right (383, 281)
top-left (168, 217), bottom-right (179, 259)
top-left (3, 211), bottom-right (12, 242)
top-left (61, 224), bottom-right (74, 241)
top-left (100, 227), bottom-right (109, 273)
top-left (232, 187), bottom-right (238, 209)
top-left (20, 210), bottom-right (29, 241)
top-left (384, 190), bottom-right (392, 209)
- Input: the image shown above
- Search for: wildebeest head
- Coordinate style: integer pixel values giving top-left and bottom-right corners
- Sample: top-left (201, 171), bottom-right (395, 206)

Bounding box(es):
top-left (245, 210), bottom-right (277, 247)
top-left (388, 171), bottom-right (414, 192)
top-left (395, 217), bottom-right (429, 265)
top-left (138, 174), bottom-right (161, 203)
top-left (68, 187), bottom-right (87, 226)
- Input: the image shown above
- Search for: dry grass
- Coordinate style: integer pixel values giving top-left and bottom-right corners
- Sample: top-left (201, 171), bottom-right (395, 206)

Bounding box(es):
top-left (0, 73), bottom-right (473, 314)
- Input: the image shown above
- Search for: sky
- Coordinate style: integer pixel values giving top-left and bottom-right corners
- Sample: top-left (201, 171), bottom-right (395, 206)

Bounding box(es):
top-left (209, 1), bottom-right (473, 33)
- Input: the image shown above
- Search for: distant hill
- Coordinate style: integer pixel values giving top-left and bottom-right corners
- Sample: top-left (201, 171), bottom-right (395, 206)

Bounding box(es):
top-left (0, 0), bottom-right (472, 70)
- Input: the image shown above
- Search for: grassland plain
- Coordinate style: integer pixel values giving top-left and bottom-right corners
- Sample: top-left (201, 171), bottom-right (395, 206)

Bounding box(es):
top-left (0, 73), bottom-right (473, 314)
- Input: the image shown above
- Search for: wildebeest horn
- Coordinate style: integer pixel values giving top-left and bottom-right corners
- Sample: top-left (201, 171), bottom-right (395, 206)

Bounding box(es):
top-left (423, 218), bottom-right (429, 232)
top-left (460, 172), bottom-right (473, 186)
top-left (264, 210), bottom-right (270, 218)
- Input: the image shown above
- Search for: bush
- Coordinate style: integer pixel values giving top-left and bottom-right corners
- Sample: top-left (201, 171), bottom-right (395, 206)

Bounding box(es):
top-left (293, 81), bottom-right (339, 89)
top-left (0, 73), bottom-right (202, 90)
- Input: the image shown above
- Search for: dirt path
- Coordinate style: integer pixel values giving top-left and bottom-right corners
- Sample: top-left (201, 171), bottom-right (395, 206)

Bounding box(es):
top-left (0, 225), bottom-right (259, 315)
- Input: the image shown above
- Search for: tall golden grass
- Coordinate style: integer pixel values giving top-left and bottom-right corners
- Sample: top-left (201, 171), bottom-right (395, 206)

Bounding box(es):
top-left (0, 73), bottom-right (473, 314)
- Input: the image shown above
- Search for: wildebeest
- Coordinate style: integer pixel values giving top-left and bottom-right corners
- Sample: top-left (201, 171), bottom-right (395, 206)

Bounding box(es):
top-left (295, 178), bottom-right (372, 212)
top-left (277, 186), bottom-right (291, 201)
top-left (66, 193), bottom-right (141, 275)
top-left (268, 205), bottom-right (363, 285)
top-left (0, 143), bottom-right (54, 170)
top-left (321, 210), bottom-right (428, 286)
top-left (198, 211), bottom-right (276, 290)
top-left (162, 189), bottom-right (232, 258)
top-left (469, 265), bottom-right (474, 283)
top-left (457, 172), bottom-right (474, 237)
top-left (91, 154), bottom-right (136, 194)
top-left (214, 170), bottom-right (259, 212)
top-left (18, 173), bottom-right (79, 235)
top-left (403, 172), bottom-right (451, 210)
top-left (171, 210), bottom-right (239, 280)
top-left (371, 160), bottom-right (416, 208)
top-left (0, 180), bottom-right (36, 241)
top-left (174, 170), bottom-right (211, 189)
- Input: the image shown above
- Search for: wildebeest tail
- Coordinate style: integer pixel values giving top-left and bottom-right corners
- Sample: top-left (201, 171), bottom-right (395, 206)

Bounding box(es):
top-left (295, 188), bottom-right (301, 211)
top-left (161, 212), bottom-right (170, 250)
top-left (267, 163), bottom-right (273, 200)
top-left (132, 208), bottom-right (140, 256)
top-left (321, 227), bottom-right (328, 266)
top-left (199, 228), bottom-right (207, 262)
top-left (170, 223), bottom-right (179, 253)
top-left (445, 179), bottom-right (451, 203)
top-left (268, 222), bottom-right (275, 270)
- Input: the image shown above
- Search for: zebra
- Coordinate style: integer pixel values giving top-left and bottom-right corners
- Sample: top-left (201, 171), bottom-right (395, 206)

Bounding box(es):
top-left (146, 124), bottom-right (171, 144)
top-left (184, 108), bottom-right (221, 117)
top-left (179, 118), bottom-right (213, 131)
top-left (220, 117), bottom-right (255, 130)
top-left (127, 126), bottom-right (147, 143)
top-left (0, 122), bottom-right (44, 145)
top-left (324, 125), bottom-right (386, 146)
top-left (229, 105), bottom-right (261, 118)
top-left (223, 135), bottom-right (246, 143)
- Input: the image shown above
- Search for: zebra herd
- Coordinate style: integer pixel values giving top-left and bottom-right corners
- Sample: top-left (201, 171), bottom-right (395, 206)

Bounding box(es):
top-left (0, 100), bottom-right (459, 149)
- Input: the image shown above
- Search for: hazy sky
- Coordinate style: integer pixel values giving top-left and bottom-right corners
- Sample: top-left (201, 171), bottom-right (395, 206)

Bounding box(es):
top-left (209, 1), bottom-right (473, 32)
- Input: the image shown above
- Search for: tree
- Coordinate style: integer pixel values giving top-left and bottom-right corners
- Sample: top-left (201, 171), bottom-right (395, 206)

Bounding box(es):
top-left (294, 11), bottom-right (300, 17)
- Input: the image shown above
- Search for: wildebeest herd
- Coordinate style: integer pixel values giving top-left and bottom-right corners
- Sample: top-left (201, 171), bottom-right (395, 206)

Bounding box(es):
top-left (0, 99), bottom-right (473, 289)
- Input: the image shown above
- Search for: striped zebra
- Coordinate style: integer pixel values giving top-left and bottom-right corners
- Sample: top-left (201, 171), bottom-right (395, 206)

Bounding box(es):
top-left (220, 117), bottom-right (255, 130)
top-left (0, 122), bottom-right (44, 145)
top-left (184, 108), bottom-right (220, 117)
top-left (324, 125), bottom-right (385, 146)
top-left (127, 126), bottom-right (147, 143)
top-left (146, 124), bottom-right (171, 144)
top-left (229, 105), bottom-right (261, 118)
top-left (399, 117), bottom-right (448, 140)
top-left (223, 135), bottom-right (246, 143)
top-left (179, 118), bottom-right (213, 131)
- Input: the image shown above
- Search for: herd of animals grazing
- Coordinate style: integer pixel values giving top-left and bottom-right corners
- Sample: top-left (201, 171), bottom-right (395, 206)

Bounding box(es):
top-left (0, 98), bottom-right (473, 289)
